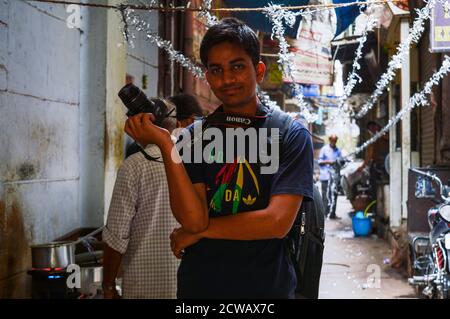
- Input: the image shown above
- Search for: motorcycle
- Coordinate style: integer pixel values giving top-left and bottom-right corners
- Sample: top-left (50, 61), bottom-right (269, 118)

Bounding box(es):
top-left (408, 168), bottom-right (450, 299)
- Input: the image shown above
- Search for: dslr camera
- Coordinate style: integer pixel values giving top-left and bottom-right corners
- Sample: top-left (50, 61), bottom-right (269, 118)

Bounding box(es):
top-left (118, 83), bottom-right (175, 126)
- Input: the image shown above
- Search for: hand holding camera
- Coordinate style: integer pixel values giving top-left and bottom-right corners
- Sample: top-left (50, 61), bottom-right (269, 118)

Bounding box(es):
top-left (119, 83), bottom-right (176, 151)
top-left (124, 113), bottom-right (172, 148)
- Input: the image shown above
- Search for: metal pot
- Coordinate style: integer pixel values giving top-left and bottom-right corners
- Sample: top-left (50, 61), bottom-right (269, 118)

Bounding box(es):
top-left (30, 226), bottom-right (104, 269)
top-left (75, 250), bottom-right (103, 266)
top-left (30, 241), bottom-right (75, 269)
top-left (79, 266), bottom-right (103, 296)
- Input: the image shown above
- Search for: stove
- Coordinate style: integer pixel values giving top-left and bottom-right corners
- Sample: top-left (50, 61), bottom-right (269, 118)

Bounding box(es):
top-left (27, 268), bottom-right (79, 299)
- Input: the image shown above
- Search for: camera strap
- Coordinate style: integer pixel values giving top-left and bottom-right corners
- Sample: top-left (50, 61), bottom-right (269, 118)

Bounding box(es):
top-left (203, 112), bottom-right (267, 129)
top-left (139, 106), bottom-right (176, 163)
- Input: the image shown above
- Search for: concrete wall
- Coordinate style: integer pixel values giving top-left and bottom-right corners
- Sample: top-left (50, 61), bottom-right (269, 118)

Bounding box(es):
top-left (0, 0), bottom-right (158, 297)
top-left (0, 0), bottom-right (81, 297)
top-left (123, 8), bottom-right (160, 160)
top-left (126, 9), bottom-right (159, 98)
top-left (79, 3), bottom-right (107, 228)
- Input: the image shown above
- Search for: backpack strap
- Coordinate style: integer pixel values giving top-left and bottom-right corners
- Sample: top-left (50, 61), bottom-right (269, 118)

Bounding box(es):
top-left (263, 108), bottom-right (293, 153)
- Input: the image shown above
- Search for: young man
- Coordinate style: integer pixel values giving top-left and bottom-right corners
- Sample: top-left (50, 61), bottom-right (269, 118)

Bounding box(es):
top-left (125, 18), bottom-right (313, 298)
top-left (102, 94), bottom-right (202, 299)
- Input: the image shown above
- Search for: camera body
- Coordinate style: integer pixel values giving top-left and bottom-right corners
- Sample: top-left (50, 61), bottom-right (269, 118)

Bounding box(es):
top-left (118, 83), bottom-right (173, 126)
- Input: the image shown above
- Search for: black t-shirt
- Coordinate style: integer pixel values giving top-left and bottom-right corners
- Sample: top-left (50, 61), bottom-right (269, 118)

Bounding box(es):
top-left (176, 104), bottom-right (314, 299)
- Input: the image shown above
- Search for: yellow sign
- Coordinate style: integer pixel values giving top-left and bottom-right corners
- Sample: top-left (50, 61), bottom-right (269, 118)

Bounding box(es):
top-left (435, 26), bottom-right (450, 42)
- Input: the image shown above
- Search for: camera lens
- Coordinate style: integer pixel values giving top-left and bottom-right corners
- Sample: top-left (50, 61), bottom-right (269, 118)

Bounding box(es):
top-left (118, 83), bottom-right (153, 116)
top-left (118, 83), bottom-right (174, 128)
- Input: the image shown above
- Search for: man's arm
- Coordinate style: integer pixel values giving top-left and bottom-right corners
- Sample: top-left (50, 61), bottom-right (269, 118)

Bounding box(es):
top-left (159, 139), bottom-right (209, 233)
top-left (202, 194), bottom-right (302, 240)
top-left (125, 113), bottom-right (209, 233)
top-left (171, 194), bottom-right (302, 257)
top-left (172, 124), bottom-right (313, 254)
top-left (102, 160), bottom-right (138, 297)
top-left (102, 244), bottom-right (122, 299)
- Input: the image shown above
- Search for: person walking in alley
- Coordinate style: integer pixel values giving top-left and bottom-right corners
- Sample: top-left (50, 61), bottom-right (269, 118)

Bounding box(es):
top-left (124, 17), bottom-right (313, 299)
top-left (102, 94), bottom-right (203, 299)
top-left (318, 135), bottom-right (342, 219)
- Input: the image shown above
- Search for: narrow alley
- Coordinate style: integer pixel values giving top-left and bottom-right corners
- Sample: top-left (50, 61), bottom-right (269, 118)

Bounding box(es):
top-left (319, 196), bottom-right (416, 299)
top-left (3, 0), bottom-right (450, 305)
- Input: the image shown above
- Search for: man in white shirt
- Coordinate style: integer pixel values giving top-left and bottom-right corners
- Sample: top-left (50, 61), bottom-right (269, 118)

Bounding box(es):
top-left (102, 94), bottom-right (202, 298)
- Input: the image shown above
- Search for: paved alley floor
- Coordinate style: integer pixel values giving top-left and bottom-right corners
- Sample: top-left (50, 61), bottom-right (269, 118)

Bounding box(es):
top-left (318, 196), bottom-right (417, 299)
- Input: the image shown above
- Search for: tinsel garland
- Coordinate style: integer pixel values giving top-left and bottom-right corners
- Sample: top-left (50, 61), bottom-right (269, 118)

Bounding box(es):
top-left (198, 0), bottom-right (219, 27)
top-left (339, 15), bottom-right (377, 114)
top-left (349, 55), bottom-right (450, 157)
top-left (120, 7), bottom-right (206, 79)
top-left (264, 4), bottom-right (318, 123)
top-left (354, 0), bottom-right (440, 119)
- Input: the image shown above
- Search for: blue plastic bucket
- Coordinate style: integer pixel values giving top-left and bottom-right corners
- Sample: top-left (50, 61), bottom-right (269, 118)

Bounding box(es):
top-left (352, 213), bottom-right (372, 237)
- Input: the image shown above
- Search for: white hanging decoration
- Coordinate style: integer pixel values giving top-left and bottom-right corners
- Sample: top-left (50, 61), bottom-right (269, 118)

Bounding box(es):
top-left (325, 15), bottom-right (377, 126)
top-left (264, 4), bottom-right (318, 123)
top-left (339, 15), bottom-right (377, 114)
top-left (354, 0), bottom-right (437, 119)
top-left (349, 55), bottom-right (450, 157)
top-left (257, 88), bottom-right (282, 111)
top-left (198, 0), bottom-right (219, 27)
top-left (121, 8), bottom-right (206, 79)
top-left (120, 5), bottom-right (287, 113)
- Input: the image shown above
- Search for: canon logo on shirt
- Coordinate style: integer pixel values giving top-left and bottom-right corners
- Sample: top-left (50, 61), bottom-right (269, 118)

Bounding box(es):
top-left (226, 116), bottom-right (251, 125)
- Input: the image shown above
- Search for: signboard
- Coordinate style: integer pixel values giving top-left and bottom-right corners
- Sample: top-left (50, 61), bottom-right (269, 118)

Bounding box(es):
top-left (430, 1), bottom-right (450, 52)
top-left (284, 16), bottom-right (334, 85)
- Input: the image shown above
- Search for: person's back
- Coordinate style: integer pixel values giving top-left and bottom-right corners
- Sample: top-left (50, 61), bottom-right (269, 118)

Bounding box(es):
top-left (105, 147), bottom-right (179, 298)
top-left (104, 93), bottom-right (202, 298)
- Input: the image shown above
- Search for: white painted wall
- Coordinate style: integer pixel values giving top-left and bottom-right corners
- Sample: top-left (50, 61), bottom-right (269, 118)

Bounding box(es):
top-left (0, 0), bottom-right (159, 297)
top-left (123, 8), bottom-right (159, 161)
top-left (0, 0), bottom-right (82, 241)
top-left (0, 0), bottom-right (82, 297)
top-left (79, 3), bottom-right (107, 228)
top-left (126, 9), bottom-right (159, 98)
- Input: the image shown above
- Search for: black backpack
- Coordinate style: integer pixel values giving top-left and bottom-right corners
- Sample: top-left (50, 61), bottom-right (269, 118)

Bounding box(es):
top-left (265, 108), bottom-right (325, 299)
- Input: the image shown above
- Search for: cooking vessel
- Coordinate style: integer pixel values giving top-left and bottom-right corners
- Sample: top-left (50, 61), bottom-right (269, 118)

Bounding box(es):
top-left (30, 241), bottom-right (75, 269)
top-left (79, 266), bottom-right (103, 296)
top-left (75, 250), bottom-right (103, 266)
top-left (30, 226), bottom-right (104, 269)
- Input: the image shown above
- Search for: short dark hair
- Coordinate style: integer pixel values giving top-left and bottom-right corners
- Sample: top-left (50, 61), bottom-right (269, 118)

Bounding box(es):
top-left (168, 94), bottom-right (203, 120)
top-left (199, 17), bottom-right (260, 67)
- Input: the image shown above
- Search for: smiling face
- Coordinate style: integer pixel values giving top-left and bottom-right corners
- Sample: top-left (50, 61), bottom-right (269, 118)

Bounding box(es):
top-left (205, 41), bottom-right (265, 113)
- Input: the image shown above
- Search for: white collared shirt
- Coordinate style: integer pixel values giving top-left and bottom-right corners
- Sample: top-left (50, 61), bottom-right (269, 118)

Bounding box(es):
top-left (103, 144), bottom-right (180, 298)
